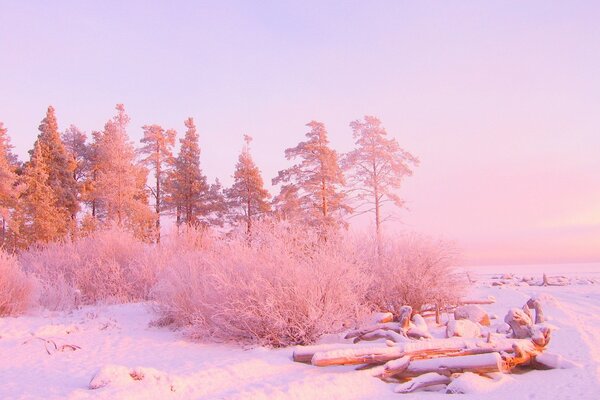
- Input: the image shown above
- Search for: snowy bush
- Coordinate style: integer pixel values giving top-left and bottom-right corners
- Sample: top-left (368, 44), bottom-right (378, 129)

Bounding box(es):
top-left (0, 249), bottom-right (34, 316)
top-left (20, 226), bottom-right (162, 309)
top-left (365, 234), bottom-right (465, 316)
top-left (154, 221), bottom-right (370, 346)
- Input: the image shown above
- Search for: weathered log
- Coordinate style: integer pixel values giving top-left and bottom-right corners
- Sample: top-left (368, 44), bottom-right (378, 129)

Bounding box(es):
top-left (394, 372), bottom-right (451, 393)
top-left (398, 306), bottom-right (412, 330)
top-left (292, 343), bottom-right (384, 363)
top-left (353, 329), bottom-right (408, 344)
top-left (459, 296), bottom-right (496, 305)
top-left (394, 352), bottom-right (507, 378)
top-left (310, 337), bottom-right (538, 367)
top-left (504, 308), bottom-right (533, 339)
top-left (344, 322), bottom-right (402, 339)
top-left (526, 298), bottom-right (545, 324)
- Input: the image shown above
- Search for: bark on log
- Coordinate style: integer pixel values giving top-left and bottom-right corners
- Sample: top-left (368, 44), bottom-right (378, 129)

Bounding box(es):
top-left (345, 323), bottom-right (403, 339)
top-left (292, 343), bottom-right (384, 363)
top-left (352, 329), bottom-right (408, 344)
top-left (398, 306), bottom-right (412, 330)
top-left (459, 296), bottom-right (496, 305)
top-left (527, 298), bottom-right (546, 324)
top-left (395, 352), bottom-right (507, 378)
top-left (310, 338), bottom-right (538, 367)
top-left (505, 308), bottom-right (533, 339)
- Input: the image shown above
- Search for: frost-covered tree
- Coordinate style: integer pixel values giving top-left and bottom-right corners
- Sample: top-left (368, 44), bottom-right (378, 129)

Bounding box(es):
top-left (0, 123), bottom-right (20, 246)
top-left (165, 118), bottom-right (224, 227)
top-left (14, 143), bottom-right (70, 246)
top-left (81, 130), bottom-right (102, 218)
top-left (271, 183), bottom-right (302, 222)
top-left (272, 121), bottom-right (350, 228)
top-left (62, 125), bottom-right (89, 184)
top-left (343, 116), bottom-right (418, 239)
top-left (139, 124), bottom-right (176, 241)
top-left (33, 106), bottom-right (79, 222)
top-left (225, 135), bottom-right (271, 234)
top-left (94, 104), bottom-right (155, 238)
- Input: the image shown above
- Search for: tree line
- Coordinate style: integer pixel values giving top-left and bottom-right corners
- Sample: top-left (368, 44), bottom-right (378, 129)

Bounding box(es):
top-left (0, 104), bottom-right (418, 249)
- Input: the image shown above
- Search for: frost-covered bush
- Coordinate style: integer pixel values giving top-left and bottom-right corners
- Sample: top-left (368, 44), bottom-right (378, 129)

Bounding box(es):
top-left (20, 226), bottom-right (162, 309)
top-left (0, 249), bottom-right (34, 316)
top-left (365, 234), bottom-right (465, 316)
top-left (153, 221), bottom-right (370, 347)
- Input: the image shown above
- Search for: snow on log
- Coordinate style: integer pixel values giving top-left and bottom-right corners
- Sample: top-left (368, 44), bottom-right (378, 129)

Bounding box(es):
top-left (504, 308), bottom-right (533, 339)
top-left (526, 298), bottom-right (546, 324)
top-left (399, 352), bottom-right (507, 378)
top-left (352, 329), bottom-right (409, 344)
top-left (398, 306), bottom-right (412, 330)
top-left (394, 372), bottom-right (452, 393)
top-left (344, 322), bottom-right (403, 339)
top-left (459, 296), bottom-right (496, 305)
top-left (311, 346), bottom-right (405, 366)
top-left (310, 337), bottom-right (538, 367)
top-left (292, 343), bottom-right (384, 364)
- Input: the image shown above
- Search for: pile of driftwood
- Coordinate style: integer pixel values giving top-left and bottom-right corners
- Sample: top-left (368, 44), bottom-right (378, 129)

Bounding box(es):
top-left (293, 298), bottom-right (574, 394)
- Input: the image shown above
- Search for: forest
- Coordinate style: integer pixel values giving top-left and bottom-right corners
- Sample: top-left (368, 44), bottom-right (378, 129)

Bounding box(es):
top-left (1, 104), bottom-right (462, 346)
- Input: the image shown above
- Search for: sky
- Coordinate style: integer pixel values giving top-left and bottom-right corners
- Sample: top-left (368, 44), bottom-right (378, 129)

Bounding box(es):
top-left (1, 1), bottom-right (599, 265)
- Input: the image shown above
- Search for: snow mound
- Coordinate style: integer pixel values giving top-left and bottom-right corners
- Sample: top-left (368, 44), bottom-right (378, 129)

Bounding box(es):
top-left (446, 319), bottom-right (481, 338)
top-left (445, 372), bottom-right (511, 394)
top-left (89, 364), bottom-right (179, 392)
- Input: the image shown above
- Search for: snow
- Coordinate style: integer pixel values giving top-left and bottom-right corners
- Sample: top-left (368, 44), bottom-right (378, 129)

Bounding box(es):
top-left (1, 263), bottom-right (600, 399)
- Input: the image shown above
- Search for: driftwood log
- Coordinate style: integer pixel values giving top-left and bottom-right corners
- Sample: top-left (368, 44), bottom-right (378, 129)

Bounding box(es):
top-left (292, 297), bottom-right (570, 394)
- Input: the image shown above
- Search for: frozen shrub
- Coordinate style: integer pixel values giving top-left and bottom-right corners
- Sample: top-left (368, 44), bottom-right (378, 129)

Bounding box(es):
top-left (365, 234), bottom-right (465, 316)
top-left (20, 226), bottom-right (161, 309)
top-left (154, 221), bottom-right (370, 347)
top-left (0, 249), bottom-right (34, 316)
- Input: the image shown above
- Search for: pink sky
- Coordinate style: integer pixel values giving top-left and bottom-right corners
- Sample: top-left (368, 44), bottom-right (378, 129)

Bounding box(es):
top-left (1, 1), bottom-right (599, 265)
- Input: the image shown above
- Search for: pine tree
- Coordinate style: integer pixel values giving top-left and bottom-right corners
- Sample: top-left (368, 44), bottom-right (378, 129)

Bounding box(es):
top-left (225, 135), bottom-right (271, 234)
top-left (0, 122), bottom-right (20, 246)
top-left (94, 104), bottom-right (155, 238)
top-left (33, 106), bottom-right (79, 224)
top-left (165, 118), bottom-right (224, 227)
top-left (62, 124), bottom-right (89, 183)
top-left (81, 130), bottom-right (102, 218)
top-left (139, 124), bottom-right (175, 242)
top-left (272, 121), bottom-right (350, 228)
top-left (15, 143), bottom-right (69, 246)
top-left (343, 116), bottom-right (418, 239)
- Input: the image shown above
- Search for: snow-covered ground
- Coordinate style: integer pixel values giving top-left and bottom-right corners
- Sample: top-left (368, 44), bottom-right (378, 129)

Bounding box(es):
top-left (1, 263), bottom-right (599, 399)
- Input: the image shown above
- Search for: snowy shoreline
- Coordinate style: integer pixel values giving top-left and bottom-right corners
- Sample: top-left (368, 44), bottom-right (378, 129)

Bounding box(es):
top-left (2, 264), bottom-right (600, 399)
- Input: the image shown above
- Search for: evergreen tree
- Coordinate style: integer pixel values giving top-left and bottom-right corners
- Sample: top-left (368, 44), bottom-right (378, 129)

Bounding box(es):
top-left (165, 118), bottom-right (223, 227)
top-left (81, 130), bottom-right (102, 218)
top-left (139, 124), bottom-right (176, 241)
top-left (225, 135), bottom-right (270, 234)
top-left (343, 116), bottom-right (418, 239)
top-left (0, 123), bottom-right (20, 246)
top-left (62, 124), bottom-right (89, 183)
top-left (272, 121), bottom-right (350, 228)
top-left (15, 143), bottom-right (69, 246)
top-left (94, 104), bottom-right (155, 238)
top-left (33, 106), bottom-right (79, 223)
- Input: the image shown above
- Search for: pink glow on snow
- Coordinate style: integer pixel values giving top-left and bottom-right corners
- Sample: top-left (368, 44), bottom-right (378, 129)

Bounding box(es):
top-left (1, 1), bottom-right (599, 265)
